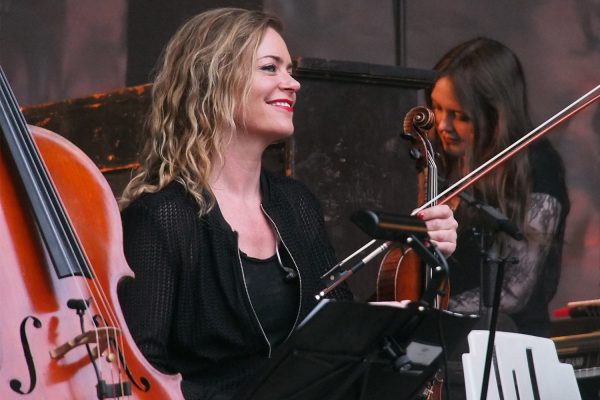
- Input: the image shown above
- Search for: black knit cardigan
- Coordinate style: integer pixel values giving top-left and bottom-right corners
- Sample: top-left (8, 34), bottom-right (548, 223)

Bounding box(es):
top-left (118, 172), bottom-right (351, 399)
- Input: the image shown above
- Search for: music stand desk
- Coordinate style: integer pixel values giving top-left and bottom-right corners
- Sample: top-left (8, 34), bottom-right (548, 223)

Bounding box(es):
top-left (235, 300), bottom-right (478, 400)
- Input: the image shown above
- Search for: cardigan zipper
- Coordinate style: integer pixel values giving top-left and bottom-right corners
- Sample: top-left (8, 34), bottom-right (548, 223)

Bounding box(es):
top-left (261, 205), bottom-right (303, 342)
top-left (236, 244), bottom-right (273, 358)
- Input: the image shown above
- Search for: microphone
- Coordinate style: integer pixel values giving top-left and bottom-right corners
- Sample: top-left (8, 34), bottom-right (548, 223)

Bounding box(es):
top-left (283, 268), bottom-right (298, 282)
top-left (316, 241), bottom-right (391, 300)
top-left (276, 246), bottom-right (298, 283)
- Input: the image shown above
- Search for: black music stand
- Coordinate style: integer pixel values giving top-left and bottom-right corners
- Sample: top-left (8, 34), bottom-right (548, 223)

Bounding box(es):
top-left (234, 300), bottom-right (478, 400)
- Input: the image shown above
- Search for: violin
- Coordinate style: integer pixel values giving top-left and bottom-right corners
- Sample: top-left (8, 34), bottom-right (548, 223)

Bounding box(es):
top-left (318, 84), bottom-right (600, 307)
top-left (313, 83), bottom-right (600, 400)
top-left (0, 67), bottom-right (184, 398)
top-left (374, 84), bottom-right (600, 400)
top-left (376, 106), bottom-right (449, 307)
top-left (377, 83), bottom-right (600, 304)
top-left (375, 106), bottom-right (448, 400)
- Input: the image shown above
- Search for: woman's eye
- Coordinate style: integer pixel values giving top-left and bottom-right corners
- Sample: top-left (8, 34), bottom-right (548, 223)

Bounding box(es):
top-left (456, 113), bottom-right (471, 122)
top-left (260, 64), bottom-right (277, 73)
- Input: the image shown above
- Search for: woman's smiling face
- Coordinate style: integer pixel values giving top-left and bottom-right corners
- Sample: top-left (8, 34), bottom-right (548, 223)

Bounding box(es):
top-left (239, 27), bottom-right (301, 143)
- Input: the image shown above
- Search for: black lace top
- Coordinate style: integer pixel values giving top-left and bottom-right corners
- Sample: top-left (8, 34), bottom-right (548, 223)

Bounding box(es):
top-left (448, 139), bottom-right (570, 336)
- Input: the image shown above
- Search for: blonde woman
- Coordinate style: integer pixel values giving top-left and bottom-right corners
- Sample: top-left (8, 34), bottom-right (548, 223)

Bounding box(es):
top-left (118, 8), bottom-right (458, 399)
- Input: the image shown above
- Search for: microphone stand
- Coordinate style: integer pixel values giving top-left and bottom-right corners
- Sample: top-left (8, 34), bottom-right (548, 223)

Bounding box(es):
top-left (478, 246), bottom-right (518, 400)
top-left (457, 192), bottom-right (521, 400)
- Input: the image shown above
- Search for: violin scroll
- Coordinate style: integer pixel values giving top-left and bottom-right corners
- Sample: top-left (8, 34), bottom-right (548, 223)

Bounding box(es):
top-left (400, 106), bottom-right (436, 173)
top-left (401, 106), bottom-right (435, 140)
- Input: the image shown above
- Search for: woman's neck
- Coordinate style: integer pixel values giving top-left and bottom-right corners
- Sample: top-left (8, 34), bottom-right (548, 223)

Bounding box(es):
top-left (209, 136), bottom-right (265, 199)
top-left (208, 135), bottom-right (278, 258)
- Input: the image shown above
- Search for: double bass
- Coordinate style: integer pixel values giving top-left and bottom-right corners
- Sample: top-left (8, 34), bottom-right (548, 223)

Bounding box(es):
top-left (0, 67), bottom-right (184, 398)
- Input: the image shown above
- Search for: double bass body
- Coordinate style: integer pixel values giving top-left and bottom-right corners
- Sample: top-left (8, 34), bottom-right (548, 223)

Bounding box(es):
top-left (0, 124), bottom-right (183, 398)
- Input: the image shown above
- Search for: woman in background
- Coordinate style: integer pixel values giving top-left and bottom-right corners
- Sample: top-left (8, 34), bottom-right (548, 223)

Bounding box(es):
top-left (430, 37), bottom-right (570, 337)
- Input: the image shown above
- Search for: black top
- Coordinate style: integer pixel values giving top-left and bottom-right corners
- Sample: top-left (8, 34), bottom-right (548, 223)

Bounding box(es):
top-left (240, 250), bottom-right (299, 347)
top-left (448, 139), bottom-right (570, 336)
top-left (118, 171), bottom-right (352, 400)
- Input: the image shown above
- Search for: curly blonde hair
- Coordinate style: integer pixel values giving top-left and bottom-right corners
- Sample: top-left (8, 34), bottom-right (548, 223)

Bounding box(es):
top-left (120, 8), bottom-right (283, 213)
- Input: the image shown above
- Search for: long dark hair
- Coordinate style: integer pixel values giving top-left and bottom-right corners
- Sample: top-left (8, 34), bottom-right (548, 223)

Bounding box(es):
top-left (431, 37), bottom-right (533, 237)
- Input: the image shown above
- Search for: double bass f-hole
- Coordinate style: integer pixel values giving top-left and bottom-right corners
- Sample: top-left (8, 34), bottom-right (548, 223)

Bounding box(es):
top-left (10, 316), bottom-right (42, 395)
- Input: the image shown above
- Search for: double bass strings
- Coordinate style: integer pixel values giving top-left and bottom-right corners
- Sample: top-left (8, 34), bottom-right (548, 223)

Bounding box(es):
top-left (0, 67), bottom-right (128, 389)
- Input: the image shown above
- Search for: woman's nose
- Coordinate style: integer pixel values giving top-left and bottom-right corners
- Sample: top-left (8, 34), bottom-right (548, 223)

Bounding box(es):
top-left (282, 73), bottom-right (301, 92)
top-left (436, 111), bottom-right (452, 132)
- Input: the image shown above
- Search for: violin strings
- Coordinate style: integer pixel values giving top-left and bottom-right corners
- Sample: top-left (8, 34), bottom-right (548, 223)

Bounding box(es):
top-left (417, 131), bottom-right (442, 308)
top-left (415, 83), bottom-right (600, 212)
top-left (409, 133), bottom-right (438, 216)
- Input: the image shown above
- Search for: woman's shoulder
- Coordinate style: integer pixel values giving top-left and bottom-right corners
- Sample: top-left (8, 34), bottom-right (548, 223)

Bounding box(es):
top-left (262, 171), bottom-right (319, 203)
top-left (529, 139), bottom-right (569, 205)
top-left (529, 139), bottom-right (562, 171)
top-left (121, 181), bottom-right (200, 226)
